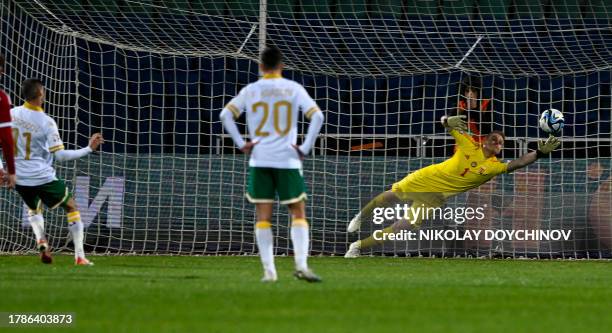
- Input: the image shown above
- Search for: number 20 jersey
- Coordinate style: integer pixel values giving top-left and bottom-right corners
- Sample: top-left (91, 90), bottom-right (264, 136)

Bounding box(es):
top-left (224, 75), bottom-right (320, 169)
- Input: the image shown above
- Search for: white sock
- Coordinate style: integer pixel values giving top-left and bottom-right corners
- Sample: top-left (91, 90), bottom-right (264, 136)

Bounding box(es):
top-left (67, 211), bottom-right (85, 259)
top-left (28, 213), bottom-right (46, 243)
top-left (255, 221), bottom-right (276, 275)
top-left (291, 218), bottom-right (309, 271)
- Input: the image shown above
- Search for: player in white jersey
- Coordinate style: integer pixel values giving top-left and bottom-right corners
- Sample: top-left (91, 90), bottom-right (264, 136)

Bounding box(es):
top-left (12, 79), bottom-right (104, 265)
top-left (220, 46), bottom-right (324, 282)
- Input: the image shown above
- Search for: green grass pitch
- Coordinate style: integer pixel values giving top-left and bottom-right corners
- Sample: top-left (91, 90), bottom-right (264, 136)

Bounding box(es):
top-left (0, 255), bottom-right (610, 333)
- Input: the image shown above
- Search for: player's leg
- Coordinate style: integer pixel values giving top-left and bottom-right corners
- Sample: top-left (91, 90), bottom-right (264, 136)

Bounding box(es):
top-left (14, 184), bottom-right (51, 263)
top-left (345, 200), bottom-right (425, 258)
top-left (286, 200), bottom-right (320, 282)
top-left (348, 190), bottom-right (399, 232)
top-left (287, 200), bottom-right (307, 271)
top-left (62, 197), bottom-right (93, 266)
top-left (247, 167), bottom-right (277, 282)
top-left (28, 201), bottom-right (51, 263)
top-left (346, 188), bottom-right (449, 258)
top-left (346, 190), bottom-right (448, 258)
top-left (346, 178), bottom-right (410, 257)
top-left (37, 179), bottom-right (92, 266)
top-left (277, 169), bottom-right (321, 282)
top-left (254, 203), bottom-right (276, 282)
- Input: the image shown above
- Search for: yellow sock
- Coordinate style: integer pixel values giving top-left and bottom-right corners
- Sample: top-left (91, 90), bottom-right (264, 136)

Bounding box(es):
top-left (359, 226), bottom-right (395, 249)
top-left (360, 192), bottom-right (396, 216)
top-left (255, 220), bottom-right (271, 229)
top-left (359, 210), bottom-right (423, 250)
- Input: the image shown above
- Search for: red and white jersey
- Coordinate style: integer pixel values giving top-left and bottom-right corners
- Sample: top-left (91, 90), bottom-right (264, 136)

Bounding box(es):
top-left (0, 89), bottom-right (11, 126)
top-left (0, 89), bottom-right (15, 174)
top-left (224, 74), bottom-right (320, 169)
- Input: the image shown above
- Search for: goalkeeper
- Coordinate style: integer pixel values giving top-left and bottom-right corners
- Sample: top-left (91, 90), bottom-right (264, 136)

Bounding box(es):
top-left (344, 114), bottom-right (560, 258)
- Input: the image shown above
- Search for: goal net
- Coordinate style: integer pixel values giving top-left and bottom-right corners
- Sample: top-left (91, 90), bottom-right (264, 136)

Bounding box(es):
top-left (0, 0), bottom-right (610, 258)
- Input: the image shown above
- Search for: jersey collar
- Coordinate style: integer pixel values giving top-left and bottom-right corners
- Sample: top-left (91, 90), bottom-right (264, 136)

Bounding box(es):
top-left (483, 151), bottom-right (499, 161)
top-left (262, 73), bottom-right (282, 79)
top-left (23, 102), bottom-right (44, 112)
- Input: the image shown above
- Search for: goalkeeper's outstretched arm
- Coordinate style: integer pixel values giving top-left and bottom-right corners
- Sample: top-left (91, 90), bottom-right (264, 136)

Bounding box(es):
top-left (506, 135), bottom-right (560, 172)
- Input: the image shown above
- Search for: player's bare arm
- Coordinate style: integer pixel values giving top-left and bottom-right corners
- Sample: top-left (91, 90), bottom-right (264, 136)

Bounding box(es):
top-left (506, 135), bottom-right (561, 173)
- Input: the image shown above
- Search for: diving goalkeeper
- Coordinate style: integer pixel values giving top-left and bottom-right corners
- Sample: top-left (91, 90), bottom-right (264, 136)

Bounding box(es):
top-left (344, 114), bottom-right (560, 258)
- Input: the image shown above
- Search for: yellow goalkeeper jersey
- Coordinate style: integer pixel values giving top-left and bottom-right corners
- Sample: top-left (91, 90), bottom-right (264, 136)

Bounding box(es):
top-left (392, 129), bottom-right (508, 195)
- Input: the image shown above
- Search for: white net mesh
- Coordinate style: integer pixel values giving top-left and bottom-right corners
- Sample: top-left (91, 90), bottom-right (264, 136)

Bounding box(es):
top-left (0, 0), bottom-right (610, 257)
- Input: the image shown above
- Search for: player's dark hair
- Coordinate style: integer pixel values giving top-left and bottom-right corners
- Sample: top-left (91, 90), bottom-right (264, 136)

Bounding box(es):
top-left (0, 54), bottom-right (4, 68)
top-left (464, 86), bottom-right (479, 96)
top-left (461, 76), bottom-right (481, 98)
top-left (462, 76), bottom-right (481, 90)
top-left (260, 46), bottom-right (283, 70)
top-left (487, 130), bottom-right (506, 141)
top-left (21, 78), bottom-right (44, 101)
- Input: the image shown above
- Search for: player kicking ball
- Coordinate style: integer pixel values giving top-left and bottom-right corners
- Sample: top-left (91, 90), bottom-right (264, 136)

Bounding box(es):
top-left (345, 114), bottom-right (560, 258)
top-left (11, 79), bottom-right (104, 265)
top-left (220, 46), bottom-right (324, 282)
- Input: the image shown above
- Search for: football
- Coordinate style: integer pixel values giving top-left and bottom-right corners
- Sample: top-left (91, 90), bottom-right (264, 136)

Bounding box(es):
top-left (539, 108), bottom-right (565, 135)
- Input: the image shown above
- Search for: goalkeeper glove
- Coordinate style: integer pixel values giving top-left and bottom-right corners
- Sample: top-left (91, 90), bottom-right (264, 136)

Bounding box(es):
top-left (443, 115), bottom-right (468, 132)
top-left (537, 135), bottom-right (561, 157)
